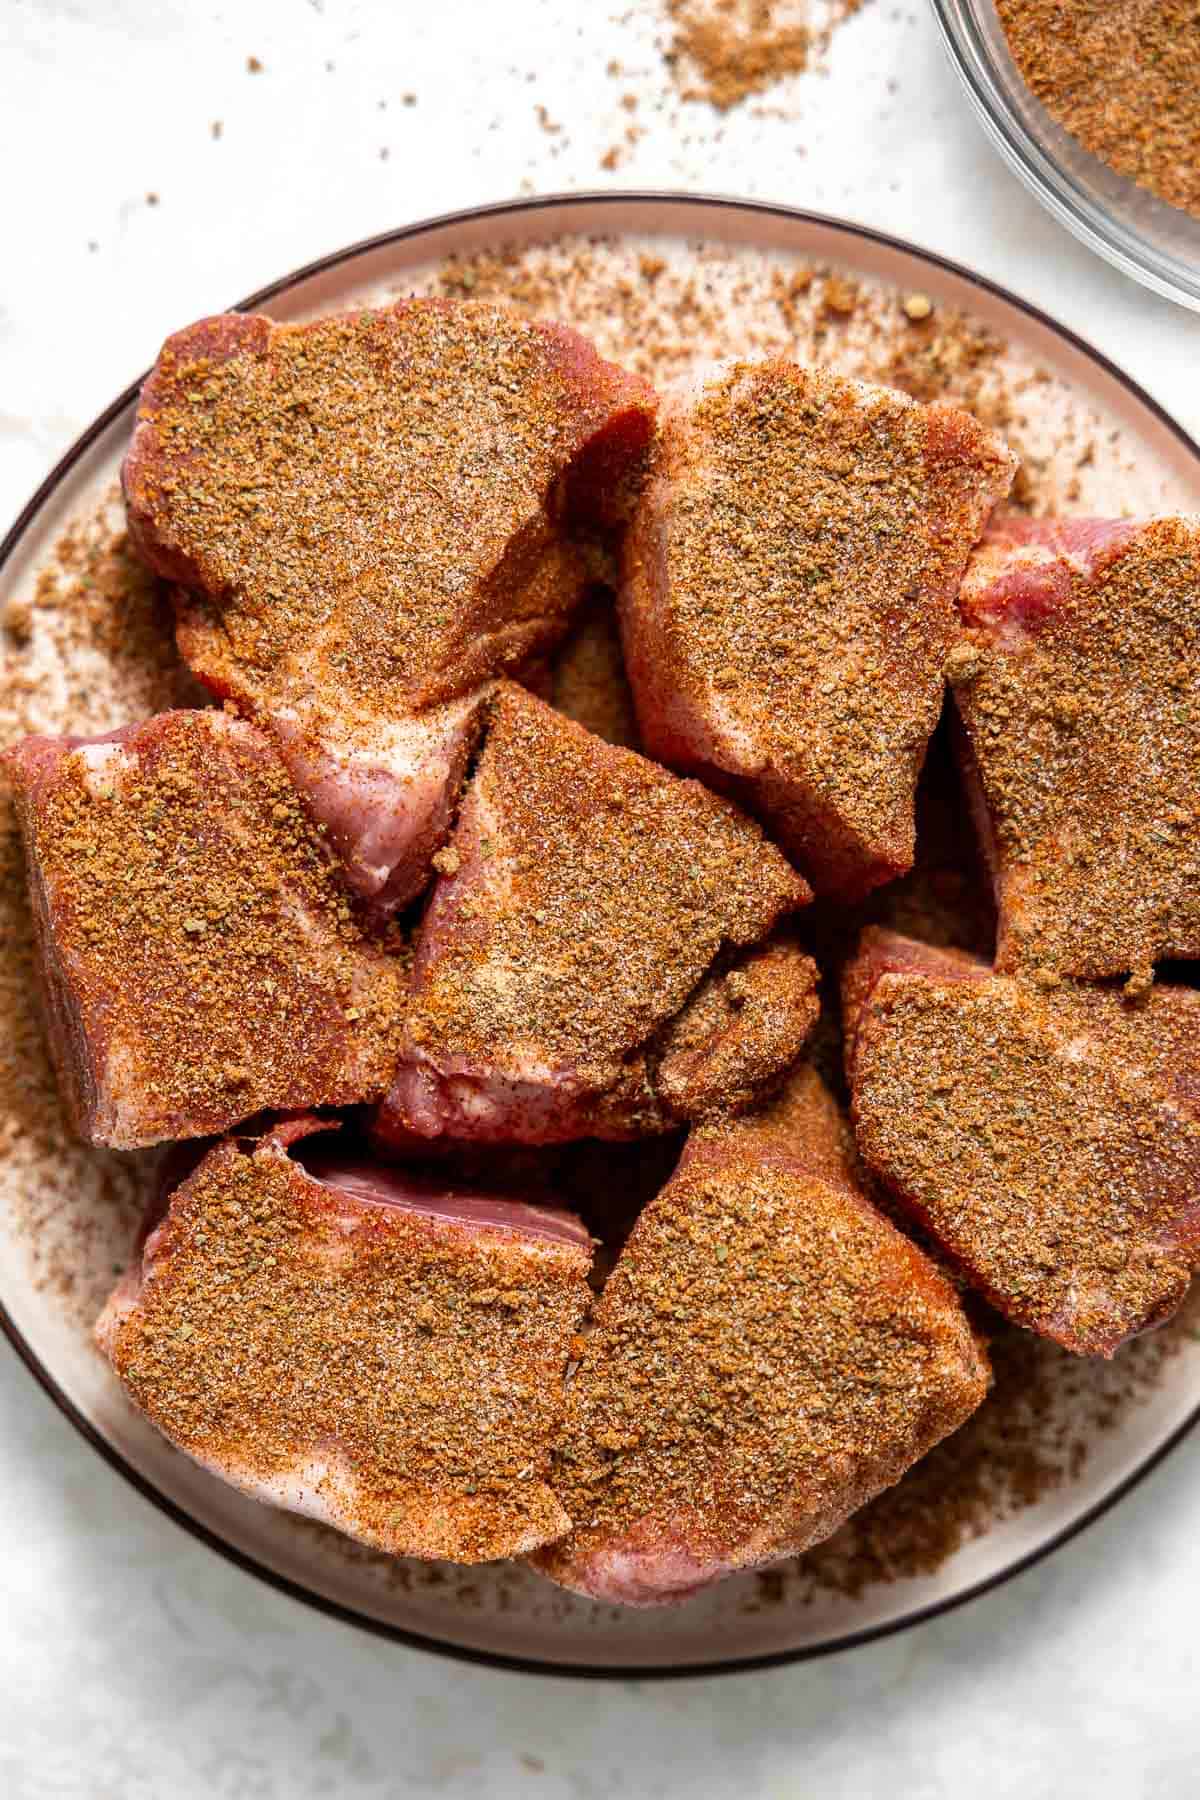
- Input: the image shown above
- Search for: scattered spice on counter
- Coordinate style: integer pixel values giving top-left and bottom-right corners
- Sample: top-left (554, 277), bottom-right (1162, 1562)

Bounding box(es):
top-left (665, 0), bottom-right (813, 109)
top-left (996, 1), bottom-right (1200, 219)
top-left (596, 0), bottom-right (873, 167)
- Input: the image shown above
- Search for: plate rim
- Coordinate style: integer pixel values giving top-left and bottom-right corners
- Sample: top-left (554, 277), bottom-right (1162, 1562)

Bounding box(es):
top-left (3, 187), bottom-right (1199, 1680)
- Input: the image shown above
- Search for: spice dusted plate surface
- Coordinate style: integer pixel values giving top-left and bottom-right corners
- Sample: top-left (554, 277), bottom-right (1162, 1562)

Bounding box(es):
top-left (3, 195), bottom-right (1200, 1674)
top-left (931, 0), bottom-right (1200, 311)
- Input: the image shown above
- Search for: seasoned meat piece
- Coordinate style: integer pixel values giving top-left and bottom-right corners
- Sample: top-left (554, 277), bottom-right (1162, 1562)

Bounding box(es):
top-left (378, 683), bottom-right (813, 1146)
top-left (542, 590), bottom-right (640, 749)
top-left (845, 927), bottom-right (1200, 1356)
top-left (952, 513), bottom-right (1200, 978)
top-left (97, 1118), bottom-right (592, 1561)
top-left (531, 1064), bottom-right (988, 1605)
top-left (620, 362), bottom-right (1016, 899)
top-left (3, 711), bottom-right (404, 1148)
top-left (651, 930), bottom-right (820, 1120)
top-left (841, 927), bottom-right (986, 1069)
top-left (123, 301), bottom-right (657, 911)
top-left (268, 692), bottom-right (489, 917)
top-left (864, 719), bottom-right (998, 960)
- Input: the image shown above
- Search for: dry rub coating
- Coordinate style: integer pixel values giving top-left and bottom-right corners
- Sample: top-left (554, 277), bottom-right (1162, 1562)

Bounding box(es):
top-left (97, 1119), bottom-right (593, 1562)
top-left (952, 513), bottom-right (1200, 979)
top-left (846, 928), bottom-right (1200, 1357)
top-left (532, 1064), bottom-right (988, 1604)
top-left (3, 711), bottom-right (405, 1149)
top-left (381, 683), bottom-right (814, 1145)
top-left (620, 361), bottom-right (1016, 899)
top-left (122, 300), bottom-right (657, 911)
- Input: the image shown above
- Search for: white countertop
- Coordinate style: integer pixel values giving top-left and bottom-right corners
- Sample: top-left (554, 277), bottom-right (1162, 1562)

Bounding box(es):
top-left (3, 3), bottom-right (1199, 1794)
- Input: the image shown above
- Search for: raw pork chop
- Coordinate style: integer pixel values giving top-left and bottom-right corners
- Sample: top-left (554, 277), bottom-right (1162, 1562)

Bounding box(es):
top-left (97, 1118), bottom-right (592, 1561)
top-left (378, 683), bottom-right (814, 1146)
top-left (3, 710), bottom-right (405, 1149)
top-left (531, 1063), bottom-right (988, 1605)
top-left (123, 300), bottom-right (657, 911)
top-left (620, 362), bottom-right (1016, 899)
top-left (951, 513), bottom-right (1200, 978)
top-left (845, 928), bottom-right (1200, 1356)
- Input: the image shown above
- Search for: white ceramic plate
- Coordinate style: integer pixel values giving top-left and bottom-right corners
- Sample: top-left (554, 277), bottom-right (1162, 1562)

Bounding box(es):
top-left (3, 193), bottom-right (1199, 1676)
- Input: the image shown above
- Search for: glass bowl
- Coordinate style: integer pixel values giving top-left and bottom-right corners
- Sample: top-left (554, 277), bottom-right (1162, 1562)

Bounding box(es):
top-left (931, 0), bottom-right (1200, 310)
